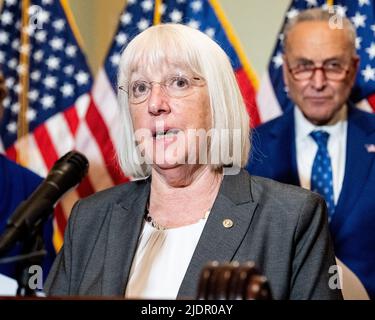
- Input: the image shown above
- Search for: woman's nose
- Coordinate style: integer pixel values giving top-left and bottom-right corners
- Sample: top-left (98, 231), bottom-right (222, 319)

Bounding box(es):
top-left (147, 84), bottom-right (171, 115)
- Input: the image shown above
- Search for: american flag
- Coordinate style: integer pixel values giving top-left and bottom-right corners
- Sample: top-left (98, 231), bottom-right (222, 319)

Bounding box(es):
top-left (101, 0), bottom-right (260, 126)
top-left (257, 0), bottom-right (375, 123)
top-left (0, 0), bottom-right (126, 251)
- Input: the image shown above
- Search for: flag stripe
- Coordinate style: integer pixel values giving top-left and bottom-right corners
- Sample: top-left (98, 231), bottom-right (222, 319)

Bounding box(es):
top-left (64, 106), bottom-right (80, 136)
top-left (85, 97), bottom-right (126, 185)
top-left (368, 93), bottom-right (375, 111)
top-left (76, 176), bottom-right (96, 198)
top-left (74, 121), bottom-right (118, 190)
top-left (54, 204), bottom-right (68, 245)
top-left (33, 125), bottom-right (59, 170)
top-left (45, 114), bottom-right (75, 157)
top-left (235, 68), bottom-right (260, 127)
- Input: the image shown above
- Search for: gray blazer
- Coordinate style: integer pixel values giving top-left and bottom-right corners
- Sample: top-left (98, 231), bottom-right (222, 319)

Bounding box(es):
top-left (45, 170), bottom-right (342, 300)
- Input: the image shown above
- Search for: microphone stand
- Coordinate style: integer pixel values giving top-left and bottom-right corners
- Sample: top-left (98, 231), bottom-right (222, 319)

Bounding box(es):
top-left (0, 209), bottom-right (52, 297)
top-left (15, 224), bottom-right (46, 296)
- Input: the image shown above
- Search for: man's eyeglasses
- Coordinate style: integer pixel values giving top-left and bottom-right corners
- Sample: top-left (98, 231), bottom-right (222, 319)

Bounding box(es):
top-left (286, 59), bottom-right (352, 81)
top-left (119, 75), bottom-right (206, 104)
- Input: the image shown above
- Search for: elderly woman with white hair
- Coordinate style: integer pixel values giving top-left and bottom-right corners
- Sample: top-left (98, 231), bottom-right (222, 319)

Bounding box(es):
top-left (45, 24), bottom-right (341, 300)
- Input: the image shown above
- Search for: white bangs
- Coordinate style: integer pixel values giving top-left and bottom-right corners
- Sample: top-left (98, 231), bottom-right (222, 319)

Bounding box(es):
top-left (119, 25), bottom-right (204, 83)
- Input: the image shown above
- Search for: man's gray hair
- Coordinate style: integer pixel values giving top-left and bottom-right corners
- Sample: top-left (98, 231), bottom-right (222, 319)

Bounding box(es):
top-left (283, 7), bottom-right (357, 55)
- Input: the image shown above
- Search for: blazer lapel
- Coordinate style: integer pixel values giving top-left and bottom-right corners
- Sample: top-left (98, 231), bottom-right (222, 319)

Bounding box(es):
top-left (177, 170), bottom-right (258, 299)
top-left (331, 107), bottom-right (375, 235)
top-left (268, 109), bottom-right (300, 186)
top-left (101, 180), bottom-right (150, 296)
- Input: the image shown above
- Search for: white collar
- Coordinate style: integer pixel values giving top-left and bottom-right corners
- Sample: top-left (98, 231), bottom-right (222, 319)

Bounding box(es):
top-left (294, 104), bottom-right (348, 142)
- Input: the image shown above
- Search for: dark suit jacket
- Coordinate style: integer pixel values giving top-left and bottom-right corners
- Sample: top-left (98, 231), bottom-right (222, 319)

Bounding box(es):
top-left (247, 106), bottom-right (375, 299)
top-left (45, 170), bottom-right (341, 300)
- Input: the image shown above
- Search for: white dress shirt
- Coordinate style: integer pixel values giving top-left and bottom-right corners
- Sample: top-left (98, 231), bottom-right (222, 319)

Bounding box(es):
top-left (125, 217), bottom-right (208, 299)
top-left (294, 106), bottom-right (348, 204)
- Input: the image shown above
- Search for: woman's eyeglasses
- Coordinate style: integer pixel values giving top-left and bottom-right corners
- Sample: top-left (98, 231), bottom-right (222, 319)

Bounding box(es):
top-left (119, 75), bottom-right (206, 104)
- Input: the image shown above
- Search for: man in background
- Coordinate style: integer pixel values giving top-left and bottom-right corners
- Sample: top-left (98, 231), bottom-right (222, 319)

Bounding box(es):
top-left (247, 8), bottom-right (375, 299)
top-left (0, 72), bottom-right (55, 284)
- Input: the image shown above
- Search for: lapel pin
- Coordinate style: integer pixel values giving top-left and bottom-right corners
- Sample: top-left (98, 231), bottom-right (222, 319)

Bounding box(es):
top-left (365, 144), bottom-right (375, 153)
top-left (223, 219), bottom-right (234, 229)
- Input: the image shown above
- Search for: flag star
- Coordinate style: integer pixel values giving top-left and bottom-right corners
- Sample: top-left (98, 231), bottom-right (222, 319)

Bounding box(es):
top-left (169, 9), bottom-right (183, 23)
top-left (66, 45), bottom-right (77, 57)
top-left (38, 9), bottom-right (50, 25)
top-left (28, 90), bottom-right (39, 102)
top-left (23, 25), bottom-right (34, 36)
top-left (272, 52), bottom-right (283, 69)
top-left (160, 3), bottom-right (167, 15)
top-left (64, 65), bottom-right (74, 75)
top-left (30, 70), bottom-right (41, 81)
top-left (358, 0), bottom-right (370, 6)
top-left (0, 31), bottom-right (9, 44)
top-left (287, 8), bottom-right (299, 20)
top-left (305, 0), bottom-right (317, 6)
top-left (137, 18), bottom-right (150, 31)
top-left (11, 102), bottom-right (20, 113)
top-left (1, 11), bottom-right (13, 25)
top-left (61, 83), bottom-right (74, 97)
top-left (8, 58), bottom-right (17, 69)
top-left (351, 12), bottom-right (366, 28)
top-left (371, 24), bottom-right (375, 36)
top-left (42, 0), bottom-right (53, 4)
top-left (20, 43), bottom-right (30, 54)
top-left (26, 108), bottom-right (37, 122)
top-left (110, 54), bottom-right (121, 66)
top-left (34, 50), bottom-right (44, 62)
top-left (41, 95), bottom-right (55, 109)
top-left (177, 0), bottom-right (186, 3)
top-left (14, 84), bottom-right (22, 94)
top-left (361, 65), bottom-right (375, 82)
top-left (5, 0), bottom-right (17, 5)
top-left (75, 71), bottom-right (90, 85)
top-left (11, 39), bottom-right (19, 50)
top-left (5, 77), bottom-right (15, 88)
top-left (46, 56), bottom-right (60, 70)
top-left (35, 30), bottom-right (47, 42)
top-left (187, 20), bottom-right (200, 29)
top-left (53, 19), bottom-right (65, 31)
top-left (116, 33), bottom-right (128, 46)
top-left (141, 0), bottom-right (153, 12)
top-left (191, 0), bottom-right (202, 12)
top-left (3, 97), bottom-right (10, 108)
top-left (0, 52), bottom-right (4, 63)
top-left (366, 43), bottom-right (375, 60)
top-left (43, 75), bottom-right (57, 89)
top-left (356, 37), bottom-right (362, 50)
top-left (205, 28), bottom-right (215, 39)
top-left (127, 0), bottom-right (136, 4)
top-left (50, 37), bottom-right (64, 50)
top-left (121, 12), bottom-right (132, 25)
top-left (7, 122), bottom-right (17, 134)
top-left (17, 64), bottom-right (27, 75)
top-left (335, 5), bottom-right (347, 17)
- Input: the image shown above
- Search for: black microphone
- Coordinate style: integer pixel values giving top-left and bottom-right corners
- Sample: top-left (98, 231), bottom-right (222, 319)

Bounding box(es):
top-left (0, 151), bottom-right (89, 256)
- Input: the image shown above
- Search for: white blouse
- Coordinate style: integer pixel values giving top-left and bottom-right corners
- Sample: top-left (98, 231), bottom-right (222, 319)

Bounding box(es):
top-left (125, 217), bottom-right (208, 299)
